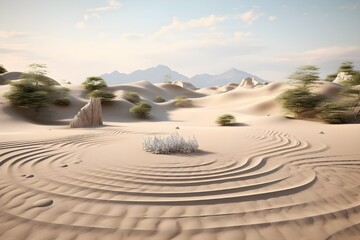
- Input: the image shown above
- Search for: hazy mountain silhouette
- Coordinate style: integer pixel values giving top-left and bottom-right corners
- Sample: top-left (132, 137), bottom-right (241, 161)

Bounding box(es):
top-left (101, 65), bottom-right (188, 85)
top-left (101, 65), bottom-right (267, 87)
top-left (191, 68), bottom-right (267, 87)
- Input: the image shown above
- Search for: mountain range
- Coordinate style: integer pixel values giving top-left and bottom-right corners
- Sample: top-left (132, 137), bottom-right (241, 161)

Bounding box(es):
top-left (100, 65), bottom-right (267, 88)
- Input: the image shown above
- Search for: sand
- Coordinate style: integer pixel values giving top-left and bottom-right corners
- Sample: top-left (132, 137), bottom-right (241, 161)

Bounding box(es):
top-left (1, 81), bottom-right (360, 240)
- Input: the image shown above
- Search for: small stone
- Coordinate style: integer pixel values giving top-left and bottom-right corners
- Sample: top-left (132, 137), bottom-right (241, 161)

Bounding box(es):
top-left (25, 174), bottom-right (34, 178)
top-left (319, 131), bottom-right (325, 134)
top-left (61, 164), bottom-right (68, 168)
top-left (33, 199), bottom-right (53, 207)
top-left (176, 126), bottom-right (180, 130)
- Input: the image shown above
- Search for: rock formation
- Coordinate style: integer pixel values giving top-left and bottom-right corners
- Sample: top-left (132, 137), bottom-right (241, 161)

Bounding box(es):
top-left (70, 98), bottom-right (103, 128)
top-left (238, 77), bottom-right (264, 88)
top-left (333, 72), bottom-right (352, 85)
top-left (172, 81), bottom-right (198, 90)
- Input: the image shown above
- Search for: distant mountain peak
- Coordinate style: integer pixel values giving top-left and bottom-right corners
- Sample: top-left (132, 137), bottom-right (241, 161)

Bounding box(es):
top-left (155, 64), bottom-right (171, 70)
top-left (101, 65), bottom-right (189, 85)
top-left (227, 67), bottom-right (240, 72)
top-left (100, 65), bottom-right (267, 87)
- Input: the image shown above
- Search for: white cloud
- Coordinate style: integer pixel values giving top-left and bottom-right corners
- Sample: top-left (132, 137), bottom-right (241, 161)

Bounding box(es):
top-left (122, 32), bottom-right (145, 40)
top-left (277, 46), bottom-right (360, 63)
top-left (97, 32), bottom-right (106, 40)
top-left (75, 22), bottom-right (87, 29)
top-left (234, 31), bottom-right (252, 40)
top-left (108, 0), bottom-right (121, 7)
top-left (83, 13), bottom-right (99, 21)
top-left (268, 16), bottom-right (277, 21)
top-left (87, 0), bottom-right (122, 12)
top-left (341, 4), bottom-right (357, 10)
top-left (239, 10), bottom-right (262, 24)
top-left (0, 31), bottom-right (27, 38)
top-left (146, 30), bottom-right (256, 56)
top-left (76, 1), bottom-right (120, 29)
top-left (153, 15), bottom-right (227, 37)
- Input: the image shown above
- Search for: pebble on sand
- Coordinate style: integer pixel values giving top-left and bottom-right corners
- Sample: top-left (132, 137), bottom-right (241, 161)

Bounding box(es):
top-left (33, 199), bottom-right (53, 207)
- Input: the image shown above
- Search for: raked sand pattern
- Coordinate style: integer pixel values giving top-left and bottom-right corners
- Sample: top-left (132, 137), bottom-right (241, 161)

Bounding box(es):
top-left (1, 128), bottom-right (360, 240)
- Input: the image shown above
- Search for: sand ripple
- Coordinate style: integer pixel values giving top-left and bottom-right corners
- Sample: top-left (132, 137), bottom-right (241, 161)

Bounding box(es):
top-left (1, 128), bottom-right (360, 240)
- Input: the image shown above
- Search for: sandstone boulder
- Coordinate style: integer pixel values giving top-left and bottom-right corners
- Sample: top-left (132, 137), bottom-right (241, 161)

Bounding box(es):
top-left (333, 72), bottom-right (352, 85)
top-left (70, 98), bottom-right (103, 128)
top-left (238, 77), bottom-right (265, 88)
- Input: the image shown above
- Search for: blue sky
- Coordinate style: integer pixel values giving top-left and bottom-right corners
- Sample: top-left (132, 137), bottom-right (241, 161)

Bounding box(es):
top-left (0, 0), bottom-right (359, 83)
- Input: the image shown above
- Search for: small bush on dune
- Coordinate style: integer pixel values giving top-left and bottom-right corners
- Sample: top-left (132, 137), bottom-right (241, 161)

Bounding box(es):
top-left (0, 64), bottom-right (7, 74)
top-left (53, 86), bottom-right (70, 106)
top-left (277, 86), bottom-right (325, 118)
top-left (216, 114), bottom-right (236, 126)
top-left (175, 95), bottom-right (192, 107)
top-left (143, 132), bottom-right (199, 154)
top-left (155, 96), bottom-right (166, 103)
top-left (315, 88), bottom-right (359, 124)
top-left (82, 76), bottom-right (107, 91)
top-left (88, 90), bottom-right (115, 103)
top-left (123, 92), bottom-right (141, 104)
top-left (4, 63), bottom-right (68, 115)
top-left (317, 101), bottom-right (352, 124)
top-left (53, 98), bottom-right (70, 106)
top-left (130, 102), bottom-right (152, 118)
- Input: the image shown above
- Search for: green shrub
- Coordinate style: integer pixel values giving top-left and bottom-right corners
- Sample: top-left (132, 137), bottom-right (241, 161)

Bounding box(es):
top-left (216, 114), bottom-right (236, 126)
top-left (53, 98), bottom-right (70, 106)
top-left (4, 63), bottom-right (66, 114)
top-left (288, 65), bottom-right (320, 86)
top-left (123, 92), bottom-right (140, 104)
top-left (155, 96), bottom-right (166, 103)
top-left (5, 82), bottom-right (50, 113)
top-left (0, 64), bottom-right (7, 74)
top-left (277, 86), bottom-right (325, 118)
top-left (344, 72), bottom-right (360, 86)
top-left (175, 95), bottom-right (192, 107)
top-left (88, 90), bottom-right (115, 103)
top-left (317, 102), bottom-right (352, 124)
top-left (130, 102), bottom-right (152, 119)
top-left (82, 76), bottom-right (107, 91)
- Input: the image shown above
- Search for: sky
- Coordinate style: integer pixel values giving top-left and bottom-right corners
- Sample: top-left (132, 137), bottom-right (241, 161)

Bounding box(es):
top-left (0, 0), bottom-right (360, 83)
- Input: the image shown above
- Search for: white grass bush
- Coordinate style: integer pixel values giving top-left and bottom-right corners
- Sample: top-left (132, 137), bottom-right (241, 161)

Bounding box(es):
top-left (143, 132), bottom-right (199, 154)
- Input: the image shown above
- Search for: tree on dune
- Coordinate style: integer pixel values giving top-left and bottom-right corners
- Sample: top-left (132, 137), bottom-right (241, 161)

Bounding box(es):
top-left (324, 73), bottom-right (338, 82)
top-left (337, 61), bottom-right (356, 76)
top-left (4, 63), bottom-right (69, 115)
top-left (278, 65), bottom-right (324, 118)
top-left (82, 76), bottom-right (108, 91)
top-left (288, 65), bottom-right (320, 86)
top-left (82, 76), bottom-right (115, 104)
top-left (0, 64), bottom-right (7, 74)
top-left (279, 63), bottom-right (360, 123)
top-left (324, 61), bottom-right (357, 83)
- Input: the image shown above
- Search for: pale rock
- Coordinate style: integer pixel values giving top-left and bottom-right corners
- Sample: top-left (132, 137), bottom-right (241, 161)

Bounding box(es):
top-left (333, 72), bottom-right (352, 85)
top-left (172, 81), bottom-right (198, 90)
top-left (70, 98), bottom-right (103, 128)
top-left (33, 199), bottom-right (53, 207)
top-left (238, 77), bottom-right (264, 88)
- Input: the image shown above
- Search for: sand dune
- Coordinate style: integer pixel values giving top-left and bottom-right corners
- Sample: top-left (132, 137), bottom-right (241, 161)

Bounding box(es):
top-left (1, 80), bottom-right (360, 239)
top-left (109, 80), bottom-right (205, 103)
top-left (171, 81), bottom-right (198, 91)
top-left (0, 71), bottom-right (59, 85)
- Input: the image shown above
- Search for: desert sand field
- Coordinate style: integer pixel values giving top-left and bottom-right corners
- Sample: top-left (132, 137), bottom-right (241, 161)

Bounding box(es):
top-left (1, 81), bottom-right (360, 240)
